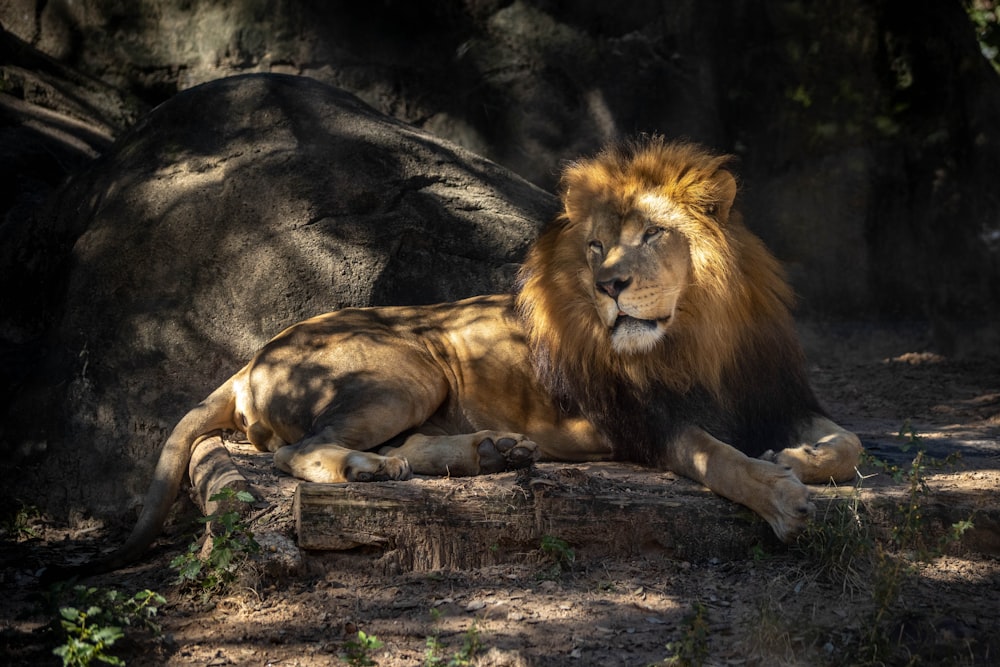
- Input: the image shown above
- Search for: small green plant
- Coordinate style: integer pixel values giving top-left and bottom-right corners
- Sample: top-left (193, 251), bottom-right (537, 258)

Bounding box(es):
top-left (170, 488), bottom-right (260, 596)
top-left (53, 606), bottom-right (125, 667)
top-left (864, 421), bottom-right (963, 483)
top-left (424, 607), bottom-right (447, 666)
top-left (539, 534), bottom-right (575, 575)
top-left (51, 587), bottom-right (166, 667)
top-left (449, 623), bottom-right (482, 666)
top-left (424, 620), bottom-right (482, 667)
top-left (862, 445), bottom-right (973, 664)
top-left (424, 632), bottom-right (446, 667)
top-left (797, 423), bottom-right (974, 665)
top-left (342, 630), bottom-right (383, 666)
top-left (869, 424), bottom-right (971, 560)
top-left (2, 500), bottom-right (42, 541)
top-left (794, 474), bottom-right (875, 597)
top-left (748, 541), bottom-right (768, 562)
top-left (663, 601), bottom-right (710, 666)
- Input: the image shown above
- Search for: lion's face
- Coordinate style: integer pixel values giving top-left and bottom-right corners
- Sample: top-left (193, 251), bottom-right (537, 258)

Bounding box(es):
top-left (585, 196), bottom-right (692, 354)
top-left (546, 141), bottom-right (741, 359)
top-left (517, 139), bottom-right (751, 391)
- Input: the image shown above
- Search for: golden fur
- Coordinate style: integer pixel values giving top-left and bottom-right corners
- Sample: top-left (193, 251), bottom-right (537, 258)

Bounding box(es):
top-left (62, 138), bottom-right (862, 577)
top-left (520, 140), bottom-right (793, 395)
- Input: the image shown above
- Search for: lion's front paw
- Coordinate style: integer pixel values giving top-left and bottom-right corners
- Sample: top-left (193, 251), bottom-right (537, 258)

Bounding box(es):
top-left (476, 433), bottom-right (539, 474)
top-left (748, 460), bottom-right (813, 541)
top-left (770, 474), bottom-right (814, 541)
top-left (347, 454), bottom-right (413, 482)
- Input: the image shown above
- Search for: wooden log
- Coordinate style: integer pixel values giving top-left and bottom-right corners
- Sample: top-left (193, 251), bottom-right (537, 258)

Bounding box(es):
top-left (294, 464), bottom-right (781, 570)
top-left (289, 461), bottom-right (1000, 572)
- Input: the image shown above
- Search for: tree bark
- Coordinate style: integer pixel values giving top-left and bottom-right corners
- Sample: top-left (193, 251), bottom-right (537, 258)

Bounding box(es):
top-left (293, 462), bottom-right (1000, 571)
top-left (293, 464), bottom-right (780, 570)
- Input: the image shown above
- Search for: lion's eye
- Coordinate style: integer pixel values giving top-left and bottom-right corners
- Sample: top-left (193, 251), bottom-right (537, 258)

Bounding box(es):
top-left (643, 227), bottom-right (664, 244)
top-left (588, 240), bottom-right (604, 255)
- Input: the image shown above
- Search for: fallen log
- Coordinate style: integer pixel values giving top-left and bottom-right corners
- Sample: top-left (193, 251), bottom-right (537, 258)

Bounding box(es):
top-left (290, 461), bottom-right (1000, 571)
top-left (293, 464), bottom-right (781, 570)
top-left (190, 435), bottom-right (250, 514)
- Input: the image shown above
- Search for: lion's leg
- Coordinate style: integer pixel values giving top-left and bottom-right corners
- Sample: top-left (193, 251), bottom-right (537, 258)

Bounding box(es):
top-left (664, 426), bottom-right (813, 541)
top-left (274, 437), bottom-right (413, 483)
top-left (381, 430), bottom-right (539, 477)
top-left (272, 375), bottom-right (449, 484)
top-left (766, 416), bottom-right (863, 484)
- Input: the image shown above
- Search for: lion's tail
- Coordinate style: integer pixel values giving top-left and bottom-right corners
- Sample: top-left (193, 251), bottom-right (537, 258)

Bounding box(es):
top-left (46, 375), bottom-right (241, 580)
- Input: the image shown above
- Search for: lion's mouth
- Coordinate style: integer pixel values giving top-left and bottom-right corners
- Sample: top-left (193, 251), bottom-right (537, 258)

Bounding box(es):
top-left (608, 311), bottom-right (671, 353)
top-left (613, 313), bottom-right (659, 333)
top-left (608, 313), bottom-right (668, 353)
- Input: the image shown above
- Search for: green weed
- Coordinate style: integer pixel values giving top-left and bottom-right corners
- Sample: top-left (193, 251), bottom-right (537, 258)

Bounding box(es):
top-left (53, 606), bottom-right (125, 667)
top-left (424, 633), bottom-right (446, 667)
top-left (424, 610), bottom-right (483, 667)
top-left (342, 630), bottom-right (384, 666)
top-left (860, 442), bottom-right (972, 664)
top-left (795, 423), bottom-right (974, 665)
top-left (52, 587), bottom-right (165, 667)
top-left (170, 488), bottom-right (260, 597)
top-left (662, 601), bottom-right (710, 667)
top-left (794, 475), bottom-right (875, 598)
top-left (450, 622), bottom-right (482, 666)
top-left (2, 500), bottom-right (42, 541)
top-left (539, 534), bottom-right (575, 576)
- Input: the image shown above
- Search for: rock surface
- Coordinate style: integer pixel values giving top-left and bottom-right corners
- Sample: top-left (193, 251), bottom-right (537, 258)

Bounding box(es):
top-left (5, 73), bottom-right (556, 521)
top-left (4, 2), bottom-right (1000, 338)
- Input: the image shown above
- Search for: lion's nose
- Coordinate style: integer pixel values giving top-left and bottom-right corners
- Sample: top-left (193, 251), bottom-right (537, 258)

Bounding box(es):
top-left (596, 277), bottom-right (632, 298)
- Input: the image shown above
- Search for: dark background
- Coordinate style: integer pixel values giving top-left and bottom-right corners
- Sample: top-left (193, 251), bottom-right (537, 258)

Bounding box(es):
top-left (2, 0), bottom-right (999, 520)
top-left (5, 1), bottom-right (1000, 329)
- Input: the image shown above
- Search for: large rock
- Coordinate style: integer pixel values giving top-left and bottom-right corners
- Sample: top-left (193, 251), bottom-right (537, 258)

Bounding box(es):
top-left (0, 26), bottom-right (139, 337)
top-left (4, 2), bottom-right (1000, 331)
top-left (4, 73), bottom-right (557, 521)
top-left (0, 27), bottom-right (144, 428)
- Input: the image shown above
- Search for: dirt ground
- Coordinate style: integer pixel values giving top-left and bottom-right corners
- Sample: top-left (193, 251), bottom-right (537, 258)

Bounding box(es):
top-left (2, 322), bottom-right (998, 667)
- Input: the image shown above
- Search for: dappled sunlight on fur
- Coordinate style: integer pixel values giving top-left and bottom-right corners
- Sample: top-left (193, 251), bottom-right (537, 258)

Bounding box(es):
top-left (65, 138), bottom-right (861, 577)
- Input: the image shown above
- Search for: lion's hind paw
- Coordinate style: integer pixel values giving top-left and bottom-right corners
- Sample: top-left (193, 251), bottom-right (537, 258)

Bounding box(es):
top-left (348, 455), bottom-right (413, 482)
top-left (477, 433), bottom-right (539, 474)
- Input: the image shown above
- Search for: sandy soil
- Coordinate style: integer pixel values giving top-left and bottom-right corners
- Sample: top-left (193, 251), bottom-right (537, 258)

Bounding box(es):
top-left (2, 323), bottom-right (998, 666)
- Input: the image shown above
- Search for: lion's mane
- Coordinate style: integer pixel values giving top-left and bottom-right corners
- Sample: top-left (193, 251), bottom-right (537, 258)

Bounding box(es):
top-left (515, 138), bottom-right (823, 465)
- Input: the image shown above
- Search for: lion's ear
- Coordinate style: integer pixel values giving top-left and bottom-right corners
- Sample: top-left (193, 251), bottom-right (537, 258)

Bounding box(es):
top-left (709, 169), bottom-right (738, 222)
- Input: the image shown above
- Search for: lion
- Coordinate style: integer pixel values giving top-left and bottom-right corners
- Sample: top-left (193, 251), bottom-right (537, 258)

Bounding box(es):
top-left (77, 138), bottom-right (862, 574)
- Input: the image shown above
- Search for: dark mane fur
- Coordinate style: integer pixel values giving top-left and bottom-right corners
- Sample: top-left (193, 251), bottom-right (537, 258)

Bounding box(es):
top-left (525, 315), bottom-right (823, 465)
